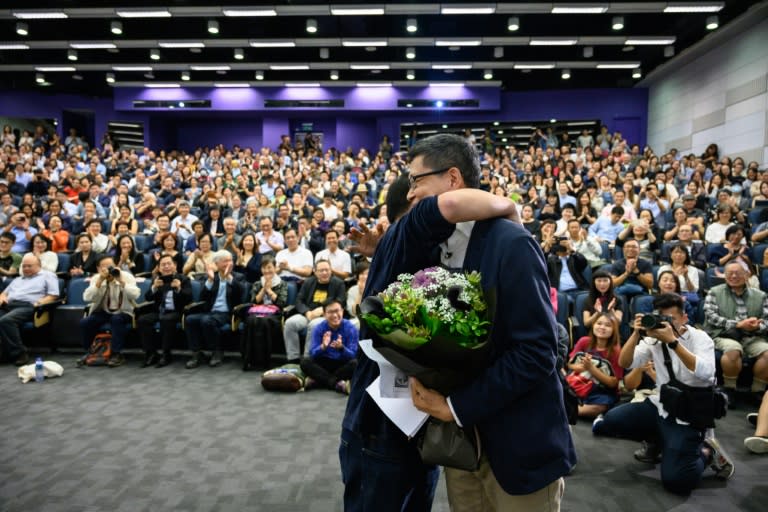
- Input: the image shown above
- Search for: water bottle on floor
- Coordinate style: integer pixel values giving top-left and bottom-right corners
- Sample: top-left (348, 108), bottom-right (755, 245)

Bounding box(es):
top-left (35, 357), bottom-right (44, 383)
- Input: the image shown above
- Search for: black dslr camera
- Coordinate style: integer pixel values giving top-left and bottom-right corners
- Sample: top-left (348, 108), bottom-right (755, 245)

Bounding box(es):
top-left (640, 313), bottom-right (672, 330)
top-left (108, 266), bottom-right (121, 278)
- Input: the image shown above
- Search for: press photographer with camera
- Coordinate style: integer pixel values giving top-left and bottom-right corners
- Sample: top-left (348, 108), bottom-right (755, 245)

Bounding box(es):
top-left (592, 293), bottom-right (734, 494)
top-left (79, 254), bottom-right (140, 368)
top-left (137, 253), bottom-right (193, 368)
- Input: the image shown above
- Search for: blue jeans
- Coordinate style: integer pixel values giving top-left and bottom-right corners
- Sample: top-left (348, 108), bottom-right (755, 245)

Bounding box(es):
top-left (593, 398), bottom-right (707, 494)
top-left (80, 311), bottom-right (131, 353)
top-left (615, 283), bottom-right (645, 300)
top-left (339, 428), bottom-right (439, 511)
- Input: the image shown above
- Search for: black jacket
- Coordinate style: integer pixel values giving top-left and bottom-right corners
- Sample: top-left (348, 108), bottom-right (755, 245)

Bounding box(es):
top-left (144, 273), bottom-right (193, 313)
top-left (200, 272), bottom-right (247, 313)
top-left (547, 251), bottom-right (589, 291)
top-left (294, 275), bottom-right (346, 315)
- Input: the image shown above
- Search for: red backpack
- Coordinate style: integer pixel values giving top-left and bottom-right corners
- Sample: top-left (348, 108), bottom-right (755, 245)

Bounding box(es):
top-left (84, 333), bottom-right (112, 366)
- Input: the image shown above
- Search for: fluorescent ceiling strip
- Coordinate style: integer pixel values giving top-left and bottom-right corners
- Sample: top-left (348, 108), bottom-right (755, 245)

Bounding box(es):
top-left (190, 65), bottom-right (231, 71)
top-left (434, 40), bottom-right (481, 47)
top-left (513, 64), bottom-right (555, 69)
top-left (35, 66), bottom-right (76, 72)
top-left (431, 64), bottom-right (472, 69)
top-left (112, 66), bottom-right (153, 71)
top-left (440, 6), bottom-right (495, 15)
top-left (625, 38), bottom-right (676, 45)
top-left (249, 41), bottom-right (296, 48)
top-left (330, 7), bottom-right (385, 15)
top-left (664, 3), bottom-right (724, 13)
top-left (285, 82), bottom-right (321, 87)
top-left (222, 9), bottom-right (277, 17)
top-left (551, 5), bottom-right (608, 14)
top-left (530, 39), bottom-right (578, 46)
top-left (0, 44), bottom-right (30, 50)
top-left (342, 40), bottom-right (388, 47)
top-left (116, 10), bottom-right (172, 18)
top-left (270, 65), bottom-right (310, 70)
top-left (214, 83), bottom-right (250, 88)
top-left (144, 83), bottom-right (180, 88)
top-left (350, 64), bottom-right (390, 70)
top-left (356, 82), bottom-right (392, 87)
top-left (70, 43), bottom-right (117, 49)
top-left (13, 11), bottom-right (68, 19)
top-left (159, 41), bottom-right (206, 48)
top-left (596, 63), bottom-right (641, 69)
top-left (429, 82), bottom-right (464, 87)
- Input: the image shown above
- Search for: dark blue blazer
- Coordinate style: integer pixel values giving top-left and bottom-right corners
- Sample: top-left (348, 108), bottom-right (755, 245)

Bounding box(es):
top-left (450, 218), bottom-right (577, 495)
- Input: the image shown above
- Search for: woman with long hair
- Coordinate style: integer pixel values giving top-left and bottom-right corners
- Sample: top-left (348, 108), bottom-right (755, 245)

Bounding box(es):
top-left (234, 233), bottom-right (262, 284)
top-left (30, 234), bottom-right (58, 272)
top-left (114, 234), bottom-right (144, 274)
top-left (111, 204), bottom-right (139, 235)
top-left (182, 232), bottom-right (215, 278)
top-left (70, 233), bottom-right (97, 277)
top-left (241, 257), bottom-right (289, 370)
top-left (568, 312), bottom-right (623, 418)
top-left (583, 270), bottom-right (624, 329)
top-left (659, 245), bottom-right (700, 305)
top-left (153, 232), bottom-right (183, 273)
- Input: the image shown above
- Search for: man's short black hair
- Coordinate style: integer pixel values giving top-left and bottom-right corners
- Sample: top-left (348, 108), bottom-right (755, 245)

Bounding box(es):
top-left (611, 206), bottom-right (625, 216)
top-left (409, 134), bottom-right (480, 189)
top-left (95, 253), bottom-right (114, 267)
top-left (386, 176), bottom-right (411, 223)
top-left (653, 292), bottom-right (684, 314)
top-left (322, 298), bottom-right (344, 312)
top-left (0, 232), bottom-right (16, 243)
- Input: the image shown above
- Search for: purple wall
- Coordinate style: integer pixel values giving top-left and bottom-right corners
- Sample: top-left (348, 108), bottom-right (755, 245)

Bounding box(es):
top-left (1, 87), bottom-right (649, 153)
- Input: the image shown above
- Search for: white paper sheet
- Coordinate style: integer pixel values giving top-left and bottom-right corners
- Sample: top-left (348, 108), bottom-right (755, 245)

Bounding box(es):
top-left (360, 339), bottom-right (429, 437)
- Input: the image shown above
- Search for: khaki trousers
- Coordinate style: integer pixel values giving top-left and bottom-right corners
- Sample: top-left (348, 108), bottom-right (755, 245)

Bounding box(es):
top-left (445, 457), bottom-right (564, 512)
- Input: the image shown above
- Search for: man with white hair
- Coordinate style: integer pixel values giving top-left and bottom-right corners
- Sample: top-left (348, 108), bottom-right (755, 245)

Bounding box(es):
top-left (184, 250), bottom-right (246, 369)
top-left (0, 253), bottom-right (59, 365)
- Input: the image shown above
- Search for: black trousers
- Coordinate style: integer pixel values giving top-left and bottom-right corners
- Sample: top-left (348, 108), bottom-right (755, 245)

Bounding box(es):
top-left (242, 314), bottom-right (282, 370)
top-left (300, 356), bottom-right (357, 389)
top-left (137, 311), bottom-right (182, 354)
top-left (0, 301), bottom-right (34, 358)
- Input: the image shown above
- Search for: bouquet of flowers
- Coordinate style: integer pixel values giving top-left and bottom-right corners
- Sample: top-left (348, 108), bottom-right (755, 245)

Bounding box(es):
top-left (359, 266), bottom-right (495, 395)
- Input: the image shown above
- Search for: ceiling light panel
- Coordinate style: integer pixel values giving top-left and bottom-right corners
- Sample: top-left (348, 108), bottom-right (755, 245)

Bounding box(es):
top-left (35, 66), bottom-right (76, 72)
top-left (440, 5), bottom-right (495, 15)
top-left (158, 41), bottom-right (205, 48)
top-left (0, 44), bottom-right (30, 50)
top-left (514, 63), bottom-right (556, 69)
top-left (350, 64), bottom-right (390, 70)
top-left (222, 9), bottom-right (277, 17)
top-left (596, 63), bottom-right (642, 69)
top-left (116, 10), bottom-right (172, 18)
top-left (269, 65), bottom-right (310, 70)
top-left (190, 65), bottom-right (230, 71)
top-left (529, 39), bottom-right (578, 46)
top-left (144, 83), bottom-right (180, 88)
top-left (625, 37), bottom-right (676, 45)
top-left (435, 39), bottom-right (481, 47)
top-left (551, 5), bottom-right (608, 14)
top-left (249, 40), bottom-right (296, 48)
top-left (664, 3), bottom-right (724, 13)
top-left (70, 42), bottom-right (117, 49)
top-left (330, 6), bottom-right (385, 16)
top-left (112, 66), bottom-right (153, 71)
top-left (341, 40), bottom-right (388, 47)
top-left (431, 64), bottom-right (472, 70)
top-left (13, 11), bottom-right (68, 19)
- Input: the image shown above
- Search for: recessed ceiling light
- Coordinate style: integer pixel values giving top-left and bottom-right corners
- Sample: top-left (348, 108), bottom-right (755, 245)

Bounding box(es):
top-left (622, 45), bottom-right (635, 52)
top-left (234, 48), bottom-right (244, 60)
top-left (67, 50), bottom-right (78, 61)
top-left (106, 73), bottom-right (115, 83)
top-left (632, 68), bottom-right (642, 78)
top-left (116, 10), bottom-right (172, 18)
top-left (406, 103), bottom-right (413, 108)
top-left (222, 9), bottom-right (277, 17)
top-left (406, 47), bottom-right (416, 59)
top-left (181, 71), bottom-right (190, 81)
top-left (35, 73), bottom-right (44, 83)
top-left (612, 16), bottom-right (624, 30)
top-left (16, 22), bottom-right (28, 36)
top-left (493, 121), bottom-right (499, 126)
top-left (110, 21), bottom-right (123, 35)
top-left (494, 47), bottom-right (504, 58)
top-left (442, 124), bottom-right (448, 128)
top-left (583, 46), bottom-right (594, 58)
top-left (207, 20), bottom-right (219, 34)
top-left (72, 74), bottom-right (83, 80)
top-left (255, 71), bottom-right (264, 80)
top-left (663, 4), bottom-right (723, 13)
top-left (507, 17), bottom-right (520, 31)
top-left (320, 48), bottom-right (329, 59)
top-left (483, 69), bottom-right (493, 80)
top-left (664, 45), bottom-right (675, 57)
top-left (406, 70), bottom-right (415, 80)
top-left (330, 8), bottom-right (385, 15)
top-left (330, 70), bottom-right (339, 80)
top-left (306, 19), bottom-right (318, 33)
top-left (561, 69), bottom-right (571, 79)
top-left (497, 130), bottom-right (503, 134)
top-left (150, 49), bottom-right (160, 60)
top-left (706, 16), bottom-right (719, 30)
top-left (13, 11), bottom-right (68, 19)
top-left (406, 18), bottom-right (417, 33)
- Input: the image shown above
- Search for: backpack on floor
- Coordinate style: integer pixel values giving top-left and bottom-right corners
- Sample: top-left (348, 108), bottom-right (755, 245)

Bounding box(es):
top-left (84, 333), bottom-right (112, 366)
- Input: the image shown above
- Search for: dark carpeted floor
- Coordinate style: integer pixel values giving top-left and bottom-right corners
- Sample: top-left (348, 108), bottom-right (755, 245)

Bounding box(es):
top-left (0, 351), bottom-right (766, 512)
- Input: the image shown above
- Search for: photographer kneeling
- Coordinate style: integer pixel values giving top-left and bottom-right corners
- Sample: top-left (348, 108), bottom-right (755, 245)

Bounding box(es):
top-left (79, 254), bottom-right (140, 367)
top-left (592, 293), bottom-right (734, 494)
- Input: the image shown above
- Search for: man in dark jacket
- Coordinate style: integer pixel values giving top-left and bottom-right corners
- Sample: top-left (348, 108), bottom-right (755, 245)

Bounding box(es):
top-left (547, 237), bottom-right (589, 295)
top-left (282, 258), bottom-right (346, 363)
top-left (137, 253), bottom-right (193, 367)
top-left (184, 250), bottom-right (246, 369)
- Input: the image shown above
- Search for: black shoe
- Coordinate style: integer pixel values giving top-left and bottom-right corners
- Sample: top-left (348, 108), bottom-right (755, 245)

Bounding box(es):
top-left (634, 441), bottom-right (662, 464)
top-left (186, 351), bottom-right (205, 369)
top-left (13, 352), bottom-right (30, 367)
top-left (209, 350), bottom-right (223, 367)
top-left (141, 353), bottom-right (159, 368)
top-left (155, 354), bottom-right (171, 368)
top-left (747, 412), bottom-right (758, 427)
top-left (107, 353), bottom-right (125, 368)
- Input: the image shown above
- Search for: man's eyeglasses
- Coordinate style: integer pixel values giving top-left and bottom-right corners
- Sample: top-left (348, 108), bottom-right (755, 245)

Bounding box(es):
top-left (408, 167), bottom-right (452, 189)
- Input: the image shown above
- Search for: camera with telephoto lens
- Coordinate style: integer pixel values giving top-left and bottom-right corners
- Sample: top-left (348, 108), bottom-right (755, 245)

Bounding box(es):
top-left (641, 313), bottom-right (672, 330)
top-left (108, 266), bottom-right (121, 278)
top-left (552, 236), bottom-right (569, 253)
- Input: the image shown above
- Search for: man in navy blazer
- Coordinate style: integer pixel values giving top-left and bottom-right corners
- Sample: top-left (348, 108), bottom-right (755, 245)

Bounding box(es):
top-left (406, 135), bottom-right (576, 510)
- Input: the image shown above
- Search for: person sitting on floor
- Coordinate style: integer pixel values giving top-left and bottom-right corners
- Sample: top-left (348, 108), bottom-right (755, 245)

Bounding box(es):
top-left (79, 254), bottom-right (140, 368)
top-left (300, 298), bottom-right (359, 394)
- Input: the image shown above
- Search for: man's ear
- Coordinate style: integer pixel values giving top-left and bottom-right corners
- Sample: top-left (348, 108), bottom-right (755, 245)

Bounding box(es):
top-left (447, 167), bottom-right (464, 189)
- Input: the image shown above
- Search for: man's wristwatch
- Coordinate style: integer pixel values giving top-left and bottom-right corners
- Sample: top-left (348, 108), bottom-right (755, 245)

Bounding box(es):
top-left (667, 339), bottom-right (679, 350)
